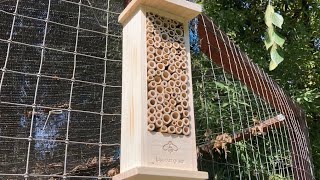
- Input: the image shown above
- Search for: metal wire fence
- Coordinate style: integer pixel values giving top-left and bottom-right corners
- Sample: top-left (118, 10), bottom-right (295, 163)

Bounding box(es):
top-left (194, 14), bottom-right (313, 179)
top-left (0, 0), bottom-right (122, 179)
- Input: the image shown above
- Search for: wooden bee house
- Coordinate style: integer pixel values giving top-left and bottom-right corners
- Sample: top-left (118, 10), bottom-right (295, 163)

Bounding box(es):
top-left (114, 0), bottom-right (208, 179)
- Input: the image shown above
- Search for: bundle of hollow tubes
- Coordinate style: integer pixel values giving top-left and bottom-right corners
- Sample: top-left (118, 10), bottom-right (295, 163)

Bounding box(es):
top-left (146, 12), bottom-right (191, 136)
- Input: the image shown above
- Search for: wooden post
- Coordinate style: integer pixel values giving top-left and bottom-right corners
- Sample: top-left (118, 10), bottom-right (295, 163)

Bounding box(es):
top-left (114, 0), bottom-right (208, 179)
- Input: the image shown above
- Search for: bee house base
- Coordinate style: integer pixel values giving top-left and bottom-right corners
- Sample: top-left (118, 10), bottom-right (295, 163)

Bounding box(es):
top-left (113, 167), bottom-right (208, 180)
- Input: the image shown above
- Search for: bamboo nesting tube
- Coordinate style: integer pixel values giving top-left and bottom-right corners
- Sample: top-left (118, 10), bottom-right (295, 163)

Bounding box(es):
top-left (171, 92), bottom-right (177, 99)
top-left (174, 54), bottom-right (180, 61)
top-left (161, 33), bottom-right (170, 42)
top-left (162, 47), bottom-right (170, 55)
top-left (155, 85), bottom-right (164, 94)
top-left (169, 53), bottom-right (175, 60)
top-left (176, 69), bottom-right (183, 75)
top-left (168, 126), bottom-right (176, 134)
top-left (163, 114), bottom-right (172, 125)
top-left (176, 96), bottom-right (182, 103)
top-left (175, 80), bottom-right (181, 87)
top-left (172, 42), bottom-right (179, 49)
top-left (175, 28), bottom-right (183, 37)
top-left (148, 69), bottom-right (156, 76)
top-left (163, 59), bottom-right (169, 66)
top-left (163, 21), bottom-right (169, 29)
top-left (181, 84), bottom-right (187, 92)
top-left (148, 107), bottom-right (156, 116)
top-left (147, 39), bottom-right (154, 47)
top-left (155, 119), bottom-right (164, 128)
top-left (181, 92), bottom-right (188, 100)
top-left (146, 21), bottom-right (153, 28)
top-left (156, 104), bottom-right (163, 112)
top-left (162, 55), bottom-right (170, 62)
top-left (163, 101), bottom-right (169, 107)
top-left (161, 80), bottom-right (167, 87)
top-left (157, 63), bottom-right (165, 71)
top-left (175, 127), bottom-right (183, 135)
top-left (174, 87), bottom-right (181, 95)
top-left (165, 41), bottom-right (172, 48)
top-left (155, 70), bottom-right (161, 76)
top-left (168, 30), bottom-right (175, 37)
top-left (147, 53), bottom-right (154, 61)
top-left (180, 56), bottom-right (187, 62)
top-left (147, 75), bottom-right (154, 82)
top-left (182, 118), bottom-right (190, 126)
top-left (155, 111), bottom-right (162, 119)
top-left (171, 73), bottom-right (179, 80)
top-left (171, 111), bottom-right (180, 121)
top-left (163, 106), bottom-right (171, 114)
top-left (155, 56), bottom-right (162, 63)
top-left (161, 70), bottom-right (171, 81)
top-left (147, 15), bottom-right (155, 22)
top-left (154, 41), bottom-right (161, 48)
top-left (168, 80), bottom-right (175, 87)
top-left (148, 81), bottom-right (157, 90)
top-left (169, 99), bottom-right (177, 107)
top-left (177, 120), bottom-right (184, 128)
top-left (156, 94), bottom-right (164, 104)
top-left (168, 65), bottom-right (176, 74)
top-left (148, 123), bottom-right (156, 131)
top-left (147, 26), bottom-right (154, 33)
top-left (180, 74), bottom-right (188, 83)
top-left (175, 61), bottom-right (181, 69)
top-left (182, 111), bottom-right (189, 118)
top-left (181, 100), bottom-right (189, 109)
top-left (154, 35), bottom-right (161, 42)
top-left (176, 105), bottom-right (184, 113)
top-left (160, 41), bottom-right (166, 48)
top-left (159, 125), bottom-right (168, 133)
top-left (148, 98), bottom-right (157, 107)
top-left (154, 76), bottom-right (162, 85)
top-left (154, 18), bottom-right (163, 26)
top-left (155, 49), bottom-right (162, 56)
top-left (148, 90), bottom-right (156, 99)
top-left (154, 29), bottom-right (161, 36)
top-left (164, 93), bottom-right (170, 101)
top-left (169, 22), bottom-right (176, 29)
top-left (165, 87), bottom-right (172, 94)
top-left (148, 115), bottom-right (156, 124)
top-left (147, 61), bottom-right (156, 69)
top-left (147, 33), bottom-right (154, 40)
top-left (180, 62), bottom-right (187, 70)
top-left (182, 126), bottom-right (191, 136)
top-left (171, 120), bottom-right (177, 126)
top-left (170, 48), bottom-right (177, 55)
top-left (180, 43), bottom-right (186, 49)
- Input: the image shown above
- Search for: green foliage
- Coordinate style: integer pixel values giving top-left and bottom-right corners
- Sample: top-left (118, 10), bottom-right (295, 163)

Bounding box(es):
top-left (264, 4), bottom-right (285, 71)
top-left (202, 0), bottom-right (320, 178)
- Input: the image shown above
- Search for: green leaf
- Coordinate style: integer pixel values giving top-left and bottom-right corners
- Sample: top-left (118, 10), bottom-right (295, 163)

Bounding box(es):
top-left (266, 27), bottom-right (285, 47)
top-left (271, 12), bottom-right (284, 29)
top-left (222, 102), bottom-right (229, 108)
top-left (214, 81), bottom-right (227, 89)
top-left (264, 32), bottom-right (273, 50)
top-left (272, 31), bottom-right (285, 47)
top-left (269, 45), bottom-right (284, 71)
top-left (265, 5), bottom-right (274, 27)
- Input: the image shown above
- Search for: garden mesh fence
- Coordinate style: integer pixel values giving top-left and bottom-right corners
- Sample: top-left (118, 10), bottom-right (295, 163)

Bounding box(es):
top-left (0, 0), bottom-right (122, 179)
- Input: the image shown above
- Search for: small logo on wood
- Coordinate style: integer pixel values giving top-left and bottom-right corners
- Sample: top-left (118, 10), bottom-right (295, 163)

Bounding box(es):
top-left (162, 141), bottom-right (178, 153)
